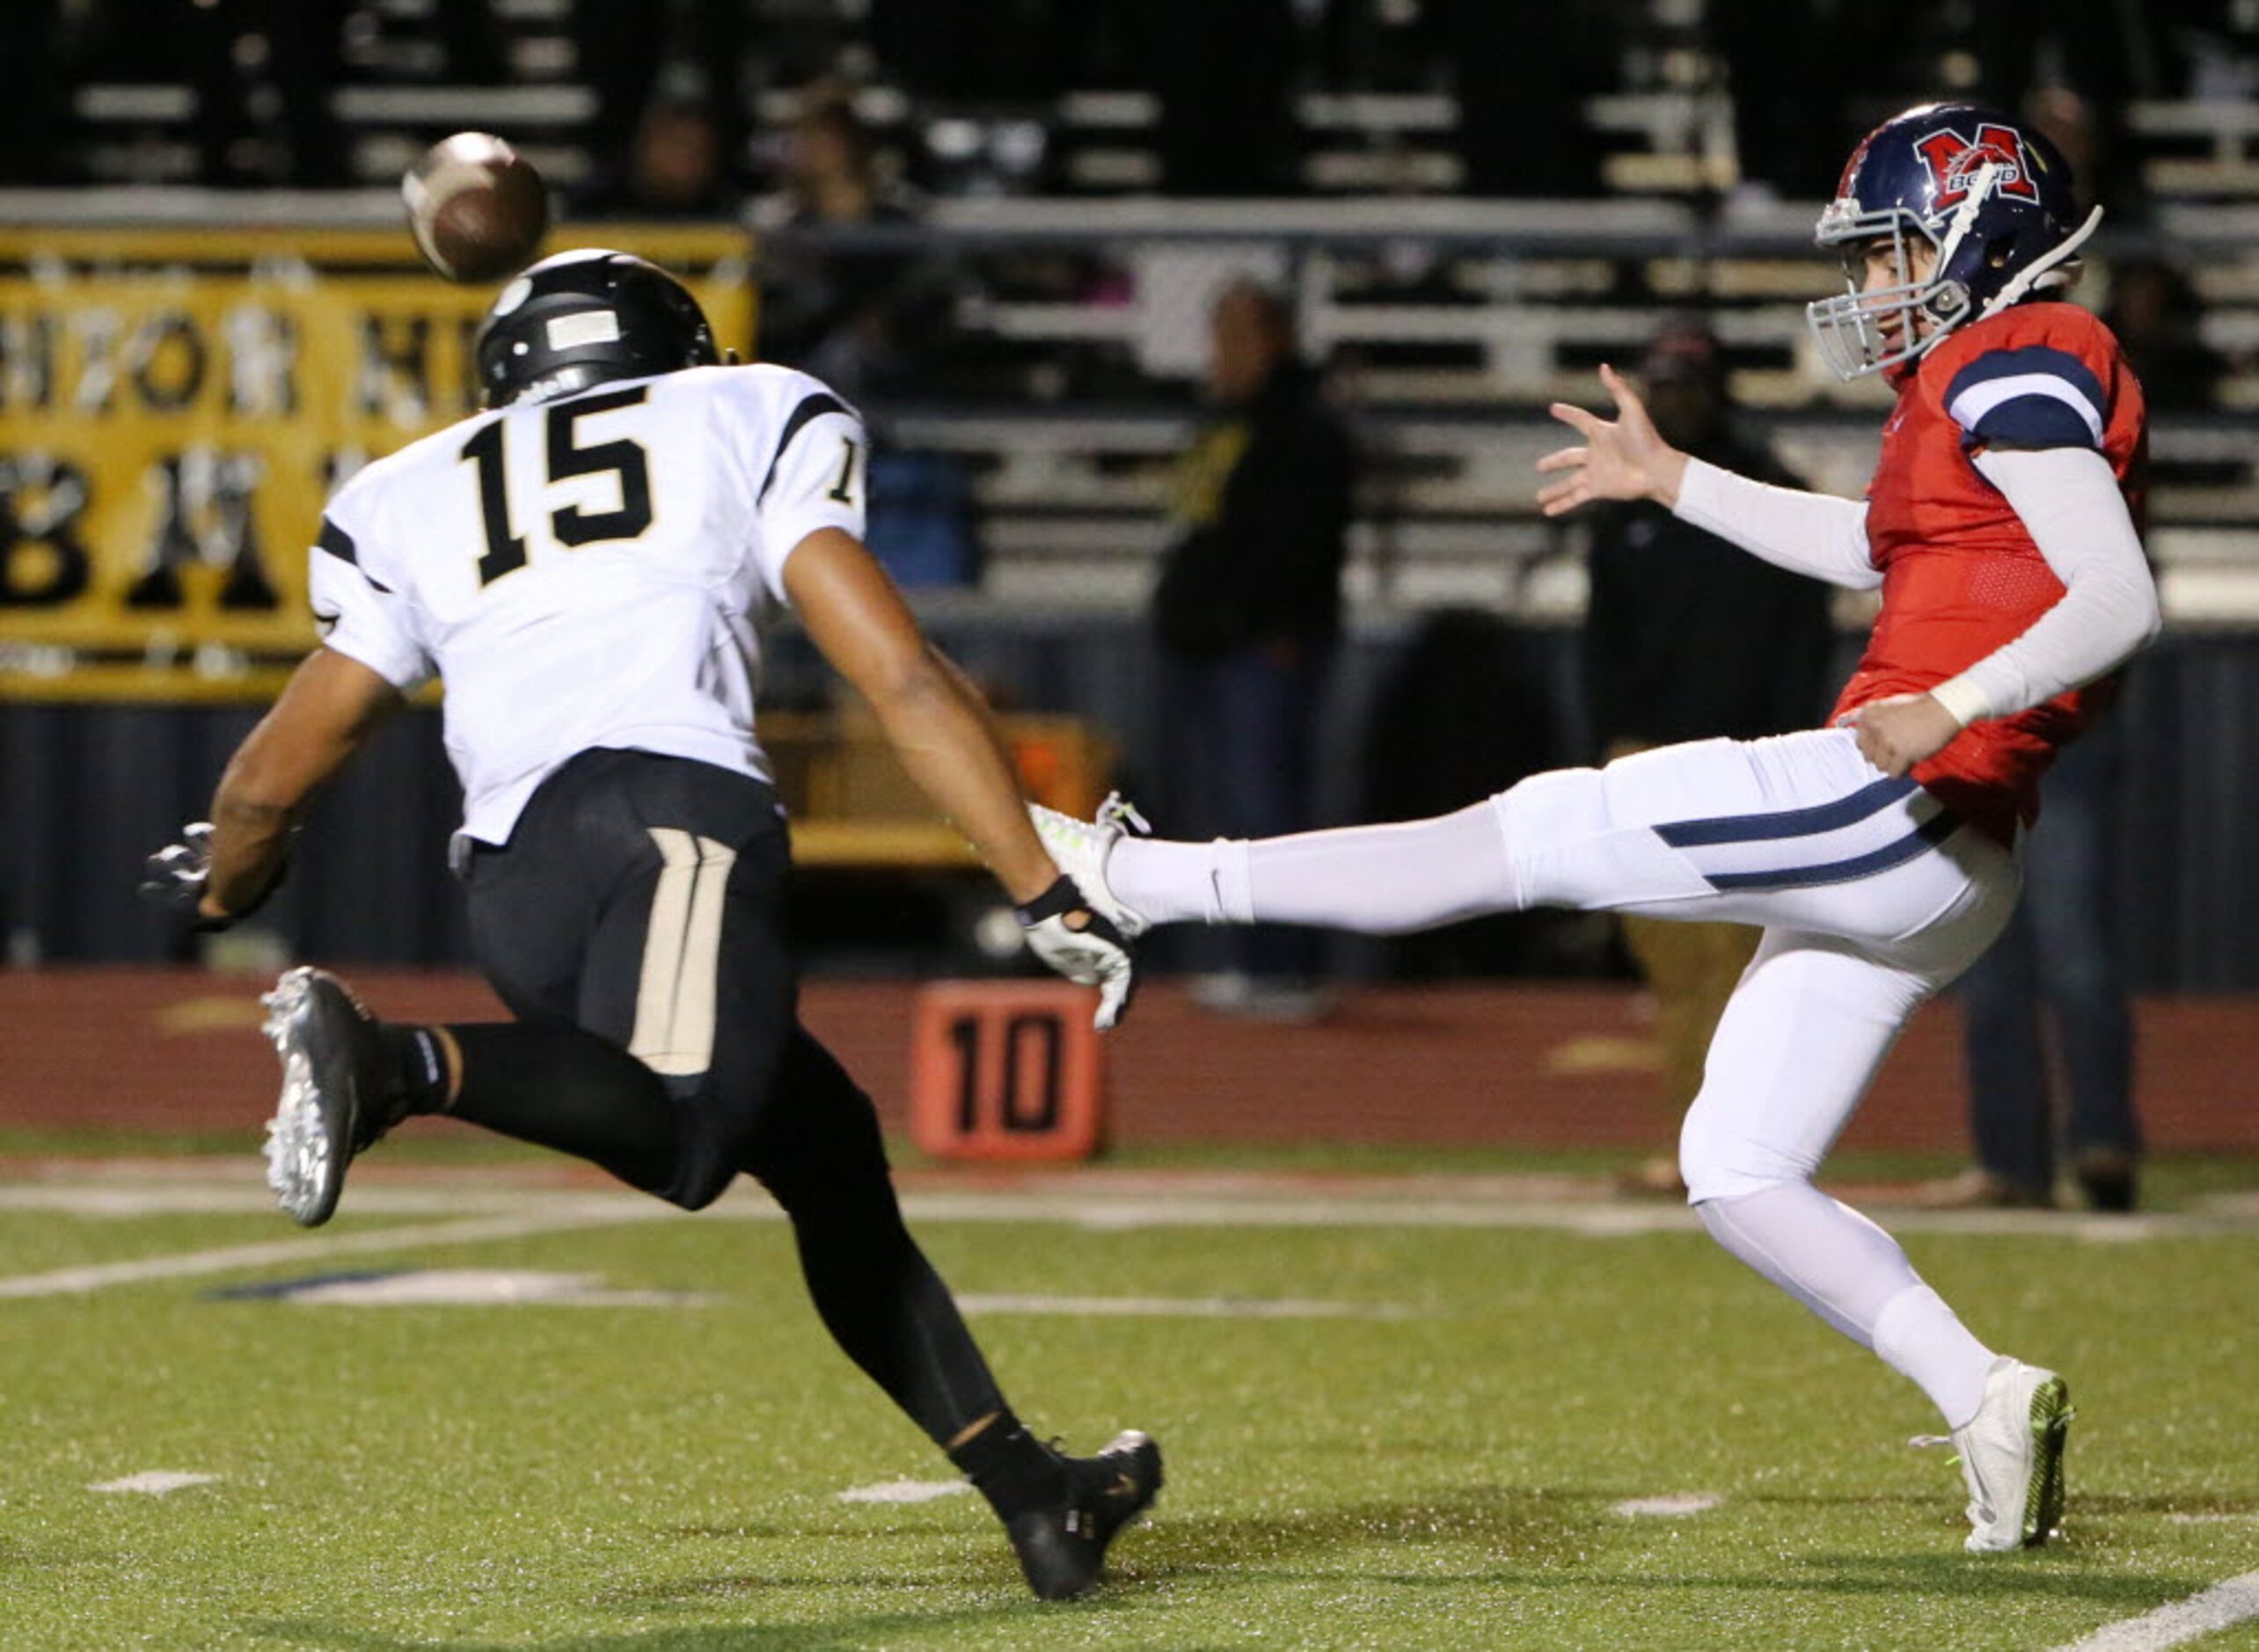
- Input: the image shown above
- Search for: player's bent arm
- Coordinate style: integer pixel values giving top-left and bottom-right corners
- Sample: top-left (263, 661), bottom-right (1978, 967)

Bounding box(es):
top-left (1927, 447), bottom-right (2161, 727)
top-left (201, 647), bottom-right (405, 918)
top-left (1671, 459), bottom-right (1882, 590)
top-left (782, 527), bottom-right (1058, 904)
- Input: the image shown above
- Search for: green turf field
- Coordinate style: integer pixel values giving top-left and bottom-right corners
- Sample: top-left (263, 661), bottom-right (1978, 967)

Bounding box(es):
top-left (3, 1156), bottom-right (2257, 1649)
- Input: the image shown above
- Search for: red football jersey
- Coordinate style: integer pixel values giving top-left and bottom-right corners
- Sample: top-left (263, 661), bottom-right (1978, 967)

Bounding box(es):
top-left (1830, 301), bottom-right (2148, 844)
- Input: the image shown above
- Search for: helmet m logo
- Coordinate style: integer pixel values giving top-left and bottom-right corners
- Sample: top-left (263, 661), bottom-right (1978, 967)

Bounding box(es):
top-left (1913, 123), bottom-right (2041, 208)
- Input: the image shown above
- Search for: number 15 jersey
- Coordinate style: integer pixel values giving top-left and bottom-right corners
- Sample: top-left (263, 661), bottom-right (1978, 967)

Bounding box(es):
top-left (309, 364), bottom-right (866, 845)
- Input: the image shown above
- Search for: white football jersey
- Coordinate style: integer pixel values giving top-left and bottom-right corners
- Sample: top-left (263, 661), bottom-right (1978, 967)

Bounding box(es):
top-left (309, 364), bottom-right (866, 843)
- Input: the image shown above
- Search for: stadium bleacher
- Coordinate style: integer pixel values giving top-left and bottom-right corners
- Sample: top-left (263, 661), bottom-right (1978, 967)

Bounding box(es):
top-left (9, 0), bottom-right (2259, 979)
top-left (14, 0), bottom-right (2259, 624)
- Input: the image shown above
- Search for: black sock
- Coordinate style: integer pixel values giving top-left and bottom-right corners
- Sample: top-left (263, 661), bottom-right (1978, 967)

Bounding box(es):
top-left (437, 1022), bottom-right (681, 1195)
top-left (947, 1410), bottom-right (1068, 1519)
top-left (376, 1026), bottom-right (450, 1121)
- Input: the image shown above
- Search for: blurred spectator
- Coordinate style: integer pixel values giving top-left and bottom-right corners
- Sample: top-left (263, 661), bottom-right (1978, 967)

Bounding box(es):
top-left (1435, 0), bottom-right (1606, 196)
top-left (1580, 318), bottom-right (1834, 1195)
top-left (1712, 0), bottom-right (1872, 204)
top-left (0, 1), bottom-right (71, 185)
top-left (2105, 259), bottom-right (2225, 413)
top-left (610, 97), bottom-right (735, 220)
top-left (172, 0), bottom-right (349, 186)
top-left (1136, 0), bottom-right (1299, 195)
top-left (871, 0), bottom-right (1080, 101)
top-left (1927, 722), bottom-right (2141, 1211)
top-left (573, 1), bottom-right (751, 211)
top-left (755, 98), bottom-right (952, 400)
top-left (432, 4), bottom-right (510, 84)
top-left (757, 95), bottom-right (976, 580)
top-left (1359, 608), bottom-right (1574, 978)
top-left (1962, 4), bottom-right (2167, 217)
top-left (1151, 279), bottom-right (1355, 1016)
top-left (2021, 84), bottom-right (2120, 220)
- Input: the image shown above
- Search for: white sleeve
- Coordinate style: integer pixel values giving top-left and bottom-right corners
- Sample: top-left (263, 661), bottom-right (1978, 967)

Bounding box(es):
top-left (1671, 457), bottom-right (1880, 590)
top-left (751, 391), bottom-right (869, 603)
top-left (1926, 447), bottom-right (2160, 727)
top-left (306, 511), bottom-right (432, 691)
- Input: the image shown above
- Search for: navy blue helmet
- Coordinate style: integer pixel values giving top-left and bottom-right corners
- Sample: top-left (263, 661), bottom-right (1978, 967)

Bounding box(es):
top-left (1807, 103), bottom-right (2100, 381)
top-left (475, 249), bottom-right (720, 407)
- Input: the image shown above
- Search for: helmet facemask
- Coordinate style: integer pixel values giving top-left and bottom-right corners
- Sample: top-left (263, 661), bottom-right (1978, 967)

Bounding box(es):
top-left (1807, 154), bottom-right (2103, 383)
top-left (1806, 172), bottom-right (1993, 382)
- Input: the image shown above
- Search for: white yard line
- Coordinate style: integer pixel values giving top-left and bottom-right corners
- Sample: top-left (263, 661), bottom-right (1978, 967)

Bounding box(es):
top-left (0, 1206), bottom-right (669, 1298)
top-left (89, 1471), bottom-right (220, 1495)
top-left (2051, 1570), bottom-right (2259, 1651)
top-left (1613, 1494), bottom-right (1722, 1517)
top-left (955, 1292), bottom-right (1417, 1319)
top-left (837, 1480), bottom-right (972, 1505)
top-left (1, 1172), bottom-right (2256, 1302)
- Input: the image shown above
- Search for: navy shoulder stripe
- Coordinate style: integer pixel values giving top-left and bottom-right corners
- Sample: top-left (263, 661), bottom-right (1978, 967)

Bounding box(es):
top-left (757, 391), bottom-right (854, 503)
top-left (1961, 397), bottom-right (2101, 451)
top-left (1944, 345), bottom-right (2108, 422)
top-left (1944, 343), bottom-right (2108, 452)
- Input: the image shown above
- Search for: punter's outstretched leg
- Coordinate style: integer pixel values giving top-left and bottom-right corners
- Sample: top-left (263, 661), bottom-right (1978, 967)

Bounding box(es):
top-left (1035, 730), bottom-right (2064, 1550)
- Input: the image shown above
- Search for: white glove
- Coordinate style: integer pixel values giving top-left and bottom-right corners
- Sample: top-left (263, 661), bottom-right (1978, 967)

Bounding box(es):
top-left (139, 822), bottom-right (221, 925)
top-left (1016, 874), bottom-right (1137, 1031)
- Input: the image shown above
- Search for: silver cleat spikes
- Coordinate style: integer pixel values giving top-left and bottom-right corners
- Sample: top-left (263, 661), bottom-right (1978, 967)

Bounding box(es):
top-left (259, 966), bottom-right (338, 1226)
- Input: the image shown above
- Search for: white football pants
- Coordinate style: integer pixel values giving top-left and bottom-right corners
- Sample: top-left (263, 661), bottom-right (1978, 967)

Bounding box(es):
top-left (1111, 727), bottom-right (2024, 1424)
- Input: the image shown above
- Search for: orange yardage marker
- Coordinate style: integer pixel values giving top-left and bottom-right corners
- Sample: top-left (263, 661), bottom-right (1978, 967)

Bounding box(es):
top-left (909, 981), bottom-right (1106, 1162)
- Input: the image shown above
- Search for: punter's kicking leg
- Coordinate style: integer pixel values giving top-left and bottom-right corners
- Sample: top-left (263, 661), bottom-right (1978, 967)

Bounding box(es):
top-left (1036, 730), bottom-right (2068, 1551)
top-left (256, 749), bottom-right (1158, 1598)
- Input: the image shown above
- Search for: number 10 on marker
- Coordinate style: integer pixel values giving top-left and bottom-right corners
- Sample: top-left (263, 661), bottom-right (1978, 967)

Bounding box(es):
top-left (908, 982), bottom-right (1107, 1162)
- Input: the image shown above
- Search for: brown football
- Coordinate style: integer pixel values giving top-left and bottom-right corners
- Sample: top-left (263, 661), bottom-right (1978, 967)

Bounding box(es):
top-left (402, 132), bottom-right (549, 283)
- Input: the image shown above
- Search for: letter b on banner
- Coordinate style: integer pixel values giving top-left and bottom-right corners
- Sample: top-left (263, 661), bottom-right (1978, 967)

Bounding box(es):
top-left (910, 981), bottom-right (1105, 1161)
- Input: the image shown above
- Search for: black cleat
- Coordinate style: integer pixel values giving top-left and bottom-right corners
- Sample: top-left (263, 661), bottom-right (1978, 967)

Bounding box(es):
top-left (1004, 1429), bottom-right (1162, 1601)
top-left (2075, 1150), bottom-right (2138, 1213)
top-left (258, 966), bottom-right (396, 1228)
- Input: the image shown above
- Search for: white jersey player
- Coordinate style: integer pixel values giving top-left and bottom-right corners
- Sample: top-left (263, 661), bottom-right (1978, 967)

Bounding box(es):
top-left (312, 354), bottom-right (868, 848)
top-left (141, 250), bottom-right (1155, 1599)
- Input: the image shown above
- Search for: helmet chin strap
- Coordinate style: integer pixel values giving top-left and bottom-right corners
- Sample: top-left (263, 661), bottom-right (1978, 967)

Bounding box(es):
top-left (1927, 159), bottom-right (2106, 326)
top-left (1981, 203), bottom-right (2106, 317)
top-left (1931, 161), bottom-right (1999, 275)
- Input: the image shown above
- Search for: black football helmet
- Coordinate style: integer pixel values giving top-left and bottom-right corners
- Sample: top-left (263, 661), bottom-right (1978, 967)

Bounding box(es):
top-left (475, 249), bottom-right (720, 407)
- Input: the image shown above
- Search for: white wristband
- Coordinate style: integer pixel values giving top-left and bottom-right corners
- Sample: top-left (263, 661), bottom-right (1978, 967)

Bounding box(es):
top-left (1927, 674), bottom-right (1993, 728)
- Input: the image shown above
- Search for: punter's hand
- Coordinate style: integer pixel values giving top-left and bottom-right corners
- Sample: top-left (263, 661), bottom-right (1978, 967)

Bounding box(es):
top-left (1536, 363), bottom-right (1690, 515)
top-left (1016, 875), bottom-right (1137, 1031)
top-left (1846, 693), bottom-right (1962, 778)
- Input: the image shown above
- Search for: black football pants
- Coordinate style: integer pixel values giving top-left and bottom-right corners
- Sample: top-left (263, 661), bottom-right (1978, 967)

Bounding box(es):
top-left (450, 748), bottom-right (1007, 1446)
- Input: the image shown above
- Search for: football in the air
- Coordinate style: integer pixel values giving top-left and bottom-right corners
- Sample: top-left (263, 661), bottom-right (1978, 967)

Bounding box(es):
top-left (402, 132), bottom-right (549, 284)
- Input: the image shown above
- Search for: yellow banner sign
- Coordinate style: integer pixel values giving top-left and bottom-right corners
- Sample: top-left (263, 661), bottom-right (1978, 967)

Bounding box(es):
top-left (0, 226), bottom-right (752, 694)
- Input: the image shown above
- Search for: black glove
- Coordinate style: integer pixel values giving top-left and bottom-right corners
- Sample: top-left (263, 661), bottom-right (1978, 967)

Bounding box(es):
top-left (139, 822), bottom-right (287, 931)
top-left (139, 822), bottom-right (231, 930)
top-left (1016, 874), bottom-right (1137, 1030)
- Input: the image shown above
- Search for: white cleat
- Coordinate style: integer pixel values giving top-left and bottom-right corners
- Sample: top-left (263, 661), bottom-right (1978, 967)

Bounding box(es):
top-left (1920, 1356), bottom-right (2073, 1553)
top-left (1027, 792), bottom-right (1152, 939)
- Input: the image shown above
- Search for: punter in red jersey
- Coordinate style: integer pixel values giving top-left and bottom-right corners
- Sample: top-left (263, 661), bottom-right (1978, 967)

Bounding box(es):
top-left (1836, 289), bottom-right (2147, 845)
top-left (1024, 102), bottom-right (2156, 1554)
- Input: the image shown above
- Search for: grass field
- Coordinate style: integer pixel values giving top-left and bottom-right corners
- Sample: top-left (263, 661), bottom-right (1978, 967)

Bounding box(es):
top-left (4, 1144), bottom-right (2258, 1650)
